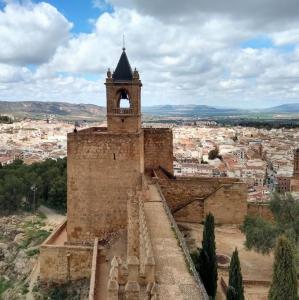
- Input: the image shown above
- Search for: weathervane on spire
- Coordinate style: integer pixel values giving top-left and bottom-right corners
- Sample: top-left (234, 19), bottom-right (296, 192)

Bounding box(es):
top-left (122, 33), bottom-right (126, 51)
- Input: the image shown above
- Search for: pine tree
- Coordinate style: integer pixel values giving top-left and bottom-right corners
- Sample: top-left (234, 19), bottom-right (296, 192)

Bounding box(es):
top-left (199, 213), bottom-right (218, 298)
top-left (227, 248), bottom-right (244, 300)
top-left (268, 236), bottom-right (298, 300)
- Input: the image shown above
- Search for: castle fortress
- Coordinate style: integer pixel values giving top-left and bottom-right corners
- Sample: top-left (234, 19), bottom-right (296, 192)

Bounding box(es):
top-left (40, 49), bottom-right (247, 299)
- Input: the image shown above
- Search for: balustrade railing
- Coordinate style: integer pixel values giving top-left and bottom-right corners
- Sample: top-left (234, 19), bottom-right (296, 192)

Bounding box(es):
top-left (112, 108), bottom-right (134, 114)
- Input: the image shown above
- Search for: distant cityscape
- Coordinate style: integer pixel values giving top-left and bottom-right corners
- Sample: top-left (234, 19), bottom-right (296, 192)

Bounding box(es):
top-left (1, 118), bottom-right (298, 204)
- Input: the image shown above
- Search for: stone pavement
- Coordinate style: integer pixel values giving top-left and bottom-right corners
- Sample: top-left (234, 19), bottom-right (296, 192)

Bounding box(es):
top-left (144, 184), bottom-right (204, 299)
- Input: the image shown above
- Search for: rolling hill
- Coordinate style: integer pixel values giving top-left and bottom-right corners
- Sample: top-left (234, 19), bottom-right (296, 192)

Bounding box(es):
top-left (0, 101), bottom-right (106, 120)
top-left (262, 103), bottom-right (299, 113)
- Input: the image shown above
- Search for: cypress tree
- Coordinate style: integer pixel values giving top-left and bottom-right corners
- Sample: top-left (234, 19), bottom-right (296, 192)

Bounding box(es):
top-left (199, 213), bottom-right (218, 298)
top-left (268, 236), bottom-right (298, 300)
top-left (226, 286), bottom-right (237, 300)
top-left (227, 248), bottom-right (244, 300)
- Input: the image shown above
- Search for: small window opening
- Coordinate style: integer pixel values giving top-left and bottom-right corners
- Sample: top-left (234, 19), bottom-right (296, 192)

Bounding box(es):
top-left (113, 153), bottom-right (116, 160)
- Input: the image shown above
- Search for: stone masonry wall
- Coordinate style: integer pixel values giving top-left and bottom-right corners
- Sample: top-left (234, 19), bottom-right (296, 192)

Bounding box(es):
top-left (106, 79), bottom-right (141, 133)
top-left (156, 168), bottom-right (239, 211)
top-left (204, 183), bottom-right (248, 224)
top-left (67, 127), bottom-right (144, 243)
top-left (247, 203), bottom-right (274, 221)
top-left (155, 169), bottom-right (247, 224)
top-left (173, 200), bottom-right (204, 223)
top-left (107, 115), bottom-right (141, 134)
top-left (40, 222), bottom-right (93, 283)
top-left (144, 128), bottom-right (174, 175)
top-left (40, 244), bottom-right (93, 282)
top-left (291, 178), bottom-right (299, 192)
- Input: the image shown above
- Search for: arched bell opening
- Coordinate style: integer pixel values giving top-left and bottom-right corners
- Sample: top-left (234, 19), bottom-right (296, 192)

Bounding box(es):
top-left (117, 88), bottom-right (131, 108)
top-left (114, 88), bottom-right (133, 114)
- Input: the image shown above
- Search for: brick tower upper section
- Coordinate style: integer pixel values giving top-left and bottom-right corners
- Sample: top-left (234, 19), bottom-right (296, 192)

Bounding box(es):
top-left (105, 48), bottom-right (142, 133)
top-left (294, 148), bottom-right (299, 179)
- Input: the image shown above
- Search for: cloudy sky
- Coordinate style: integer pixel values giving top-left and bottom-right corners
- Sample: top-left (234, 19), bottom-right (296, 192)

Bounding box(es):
top-left (0, 0), bottom-right (299, 108)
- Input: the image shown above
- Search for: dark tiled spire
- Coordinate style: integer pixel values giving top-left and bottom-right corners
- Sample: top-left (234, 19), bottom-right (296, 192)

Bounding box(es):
top-left (112, 48), bottom-right (133, 81)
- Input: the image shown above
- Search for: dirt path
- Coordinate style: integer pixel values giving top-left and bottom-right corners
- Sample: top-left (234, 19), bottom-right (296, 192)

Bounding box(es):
top-left (181, 222), bottom-right (273, 299)
top-left (26, 206), bottom-right (66, 299)
top-left (26, 260), bottom-right (40, 300)
top-left (39, 205), bottom-right (66, 226)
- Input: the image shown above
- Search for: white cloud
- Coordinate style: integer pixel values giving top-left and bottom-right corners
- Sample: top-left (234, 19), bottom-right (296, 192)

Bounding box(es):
top-left (0, 1), bottom-right (72, 65)
top-left (109, 0), bottom-right (299, 26)
top-left (271, 28), bottom-right (299, 46)
top-left (0, 64), bottom-right (32, 83)
top-left (92, 0), bottom-right (110, 10)
top-left (0, 1), bottom-right (299, 108)
top-left (0, 74), bottom-right (104, 104)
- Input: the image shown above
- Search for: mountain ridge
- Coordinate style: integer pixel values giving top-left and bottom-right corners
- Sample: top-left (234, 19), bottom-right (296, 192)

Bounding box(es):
top-left (0, 100), bottom-right (299, 119)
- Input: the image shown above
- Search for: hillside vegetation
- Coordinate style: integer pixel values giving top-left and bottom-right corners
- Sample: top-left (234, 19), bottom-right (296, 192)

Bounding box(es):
top-left (0, 101), bottom-right (105, 121)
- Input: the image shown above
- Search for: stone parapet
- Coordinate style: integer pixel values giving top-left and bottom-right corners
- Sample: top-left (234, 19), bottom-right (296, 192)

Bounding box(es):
top-left (107, 256), bottom-right (120, 300)
top-left (40, 243), bottom-right (93, 283)
top-left (139, 197), bottom-right (155, 283)
top-left (88, 238), bottom-right (99, 300)
top-left (127, 191), bottom-right (140, 258)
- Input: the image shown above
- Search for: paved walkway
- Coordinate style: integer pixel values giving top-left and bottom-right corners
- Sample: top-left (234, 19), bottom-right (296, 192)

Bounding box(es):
top-left (144, 184), bottom-right (203, 299)
top-left (94, 252), bottom-right (108, 300)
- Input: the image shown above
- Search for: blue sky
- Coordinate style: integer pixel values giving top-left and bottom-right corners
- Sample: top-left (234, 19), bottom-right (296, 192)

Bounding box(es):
top-left (0, 0), bottom-right (298, 108)
top-left (241, 36), bottom-right (295, 54)
top-left (32, 0), bottom-right (113, 33)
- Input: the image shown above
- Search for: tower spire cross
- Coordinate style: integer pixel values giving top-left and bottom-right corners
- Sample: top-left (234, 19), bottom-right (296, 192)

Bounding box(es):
top-left (122, 33), bottom-right (125, 51)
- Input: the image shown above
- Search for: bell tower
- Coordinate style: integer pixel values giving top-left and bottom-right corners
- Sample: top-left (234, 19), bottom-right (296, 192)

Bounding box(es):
top-left (105, 47), bottom-right (142, 133)
top-left (294, 148), bottom-right (299, 179)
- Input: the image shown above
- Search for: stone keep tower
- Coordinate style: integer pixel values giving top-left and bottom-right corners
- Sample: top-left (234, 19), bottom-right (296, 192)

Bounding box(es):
top-left (106, 47), bottom-right (142, 133)
top-left (294, 148), bottom-right (299, 179)
top-left (67, 48), bottom-right (144, 243)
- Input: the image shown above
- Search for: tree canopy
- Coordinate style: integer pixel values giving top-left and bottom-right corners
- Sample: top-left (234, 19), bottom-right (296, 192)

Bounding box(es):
top-left (268, 236), bottom-right (298, 300)
top-left (208, 148), bottom-right (221, 160)
top-left (191, 213), bottom-right (218, 299)
top-left (0, 158), bottom-right (67, 214)
top-left (227, 248), bottom-right (244, 300)
top-left (0, 115), bottom-right (13, 124)
top-left (241, 193), bottom-right (299, 273)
